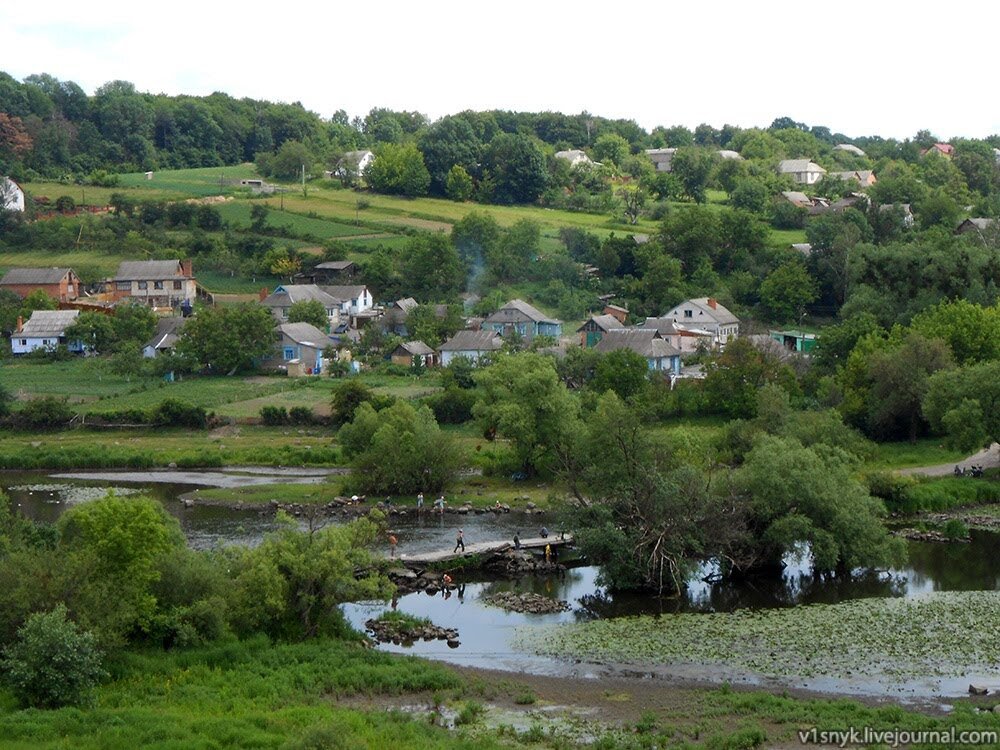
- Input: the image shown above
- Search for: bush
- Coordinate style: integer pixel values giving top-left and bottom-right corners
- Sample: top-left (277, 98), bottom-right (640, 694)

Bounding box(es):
top-left (943, 518), bottom-right (969, 539)
top-left (13, 397), bottom-right (74, 429)
top-left (425, 387), bottom-right (476, 424)
top-left (260, 406), bottom-right (290, 425)
top-left (1, 604), bottom-right (105, 708)
top-left (152, 399), bottom-right (208, 429)
top-left (288, 406), bottom-right (315, 425)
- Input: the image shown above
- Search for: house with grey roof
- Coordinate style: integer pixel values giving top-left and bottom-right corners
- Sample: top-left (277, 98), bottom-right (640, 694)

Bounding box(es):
top-left (956, 218), bottom-right (996, 238)
top-left (320, 285), bottom-right (373, 316)
top-left (645, 148), bottom-right (677, 172)
top-left (778, 159), bottom-right (827, 185)
top-left (577, 314), bottom-right (626, 347)
top-left (264, 322), bottom-right (332, 376)
top-left (634, 316), bottom-right (714, 354)
top-left (110, 259), bottom-right (196, 308)
top-left (11, 310), bottom-right (84, 355)
top-left (482, 299), bottom-right (561, 341)
top-left (260, 284), bottom-right (343, 328)
top-left (554, 149), bottom-right (594, 168)
top-left (829, 170), bottom-right (877, 187)
top-left (438, 330), bottom-right (503, 366)
top-left (142, 317), bottom-right (186, 358)
top-left (0, 267), bottom-right (80, 302)
top-left (390, 340), bottom-right (436, 368)
top-left (1, 176), bottom-right (25, 213)
top-left (592, 329), bottom-right (682, 375)
top-left (833, 144), bottom-right (866, 157)
top-left (662, 298), bottom-right (739, 347)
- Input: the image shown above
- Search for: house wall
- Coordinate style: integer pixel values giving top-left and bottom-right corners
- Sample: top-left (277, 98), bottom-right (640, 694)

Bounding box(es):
top-left (440, 349), bottom-right (493, 367)
top-left (110, 278), bottom-right (196, 307)
top-left (2, 278), bottom-right (78, 302)
top-left (11, 335), bottom-right (83, 355)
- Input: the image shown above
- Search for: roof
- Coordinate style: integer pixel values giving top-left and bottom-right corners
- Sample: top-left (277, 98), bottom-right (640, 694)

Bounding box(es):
top-left (439, 329), bottom-right (503, 352)
top-left (576, 314), bottom-right (627, 334)
top-left (394, 297), bottom-right (419, 312)
top-left (592, 329), bottom-right (681, 359)
top-left (716, 150), bottom-right (743, 160)
top-left (395, 341), bottom-right (435, 356)
top-left (778, 159), bottom-right (826, 174)
top-left (833, 143), bottom-right (866, 156)
top-left (19, 309), bottom-right (79, 337)
top-left (321, 285), bottom-right (368, 301)
top-left (277, 322), bottom-right (331, 347)
top-left (314, 260), bottom-right (356, 271)
top-left (791, 243), bottom-right (814, 254)
top-left (262, 284), bottom-right (341, 308)
top-left (957, 218), bottom-right (995, 232)
top-left (143, 317), bottom-right (186, 351)
top-left (635, 317), bottom-right (680, 336)
top-left (667, 298), bottom-right (739, 326)
top-left (0, 267), bottom-right (74, 285)
top-left (781, 191), bottom-right (813, 207)
top-left (483, 299), bottom-right (560, 326)
top-left (115, 260), bottom-right (188, 280)
top-left (554, 149), bottom-right (592, 165)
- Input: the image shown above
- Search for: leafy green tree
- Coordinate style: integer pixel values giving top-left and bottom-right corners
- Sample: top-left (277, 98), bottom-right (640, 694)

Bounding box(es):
top-left (1, 605), bottom-right (105, 708)
top-left (485, 219), bottom-right (540, 284)
top-left (924, 362), bottom-right (1000, 452)
top-left (339, 401), bottom-right (463, 494)
top-left (401, 233), bottom-right (466, 300)
top-left (364, 143), bottom-right (430, 197)
top-left (703, 339), bottom-right (799, 419)
top-left (65, 312), bottom-right (116, 353)
top-left (910, 299), bottom-right (1000, 365)
top-left (481, 133), bottom-right (548, 205)
top-left (226, 515), bottom-right (393, 640)
top-left (177, 303), bottom-right (275, 374)
top-left (758, 260), bottom-right (818, 322)
top-left (287, 299), bottom-right (328, 330)
top-left (112, 302), bottom-right (157, 346)
top-left (473, 353), bottom-right (581, 475)
top-left (445, 164), bottom-right (473, 201)
top-left (590, 349), bottom-right (650, 401)
top-left (592, 133), bottom-right (630, 165)
top-left (734, 435), bottom-right (904, 574)
top-left (670, 147), bottom-right (717, 203)
top-left (418, 115), bottom-right (481, 195)
top-left (811, 312), bottom-right (884, 374)
top-left (452, 211), bottom-right (501, 268)
top-left (406, 303), bottom-right (464, 348)
top-left (330, 379), bottom-right (382, 426)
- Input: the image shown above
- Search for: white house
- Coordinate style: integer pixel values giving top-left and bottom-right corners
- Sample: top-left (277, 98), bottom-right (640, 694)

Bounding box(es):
top-left (321, 285), bottom-right (374, 317)
top-left (645, 148), bottom-right (677, 172)
top-left (331, 150), bottom-right (375, 180)
top-left (142, 317), bottom-right (185, 358)
top-left (1, 176), bottom-right (25, 212)
top-left (11, 310), bottom-right (84, 355)
top-left (554, 149), bottom-right (594, 168)
top-left (438, 329), bottom-right (503, 366)
top-left (833, 144), bottom-right (866, 157)
top-left (260, 284), bottom-right (342, 328)
top-left (663, 298), bottom-right (740, 346)
top-left (778, 159), bottom-right (827, 185)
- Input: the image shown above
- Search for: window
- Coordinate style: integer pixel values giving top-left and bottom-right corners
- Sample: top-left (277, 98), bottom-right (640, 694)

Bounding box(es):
top-left (173, 280), bottom-right (182, 290)
top-left (138, 281), bottom-right (148, 290)
top-left (683, 309), bottom-right (693, 318)
top-left (19, 339), bottom-right (26, 346)
top-left (116, 281), bottom-right (131, 291)
top-left (281, 308), bottom-right (289, 318)
top-left (283, 347), bottom-right (296, 361)
top-left (154, 281), bottom-right (164, 290)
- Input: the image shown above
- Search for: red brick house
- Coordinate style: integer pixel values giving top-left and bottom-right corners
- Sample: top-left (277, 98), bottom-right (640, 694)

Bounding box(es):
top-left (0, 267), bottom-right (81, 302)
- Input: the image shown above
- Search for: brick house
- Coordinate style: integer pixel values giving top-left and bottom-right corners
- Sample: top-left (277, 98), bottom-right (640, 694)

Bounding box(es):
top-left (0, 267), bottom-right (81, 302)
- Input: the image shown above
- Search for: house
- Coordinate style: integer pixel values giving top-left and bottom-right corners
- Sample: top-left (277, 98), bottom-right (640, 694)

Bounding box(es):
top-left (384, 297), bottom-right (420, 336)
top-left (333, 150), bottom-right (375, 179)
top-left (482, 299), bottom-right (562, 341)
top-left (554, 149), bottom-right (594, 168)
top-left (577, 314), bottom-right (626, 347)
top-left (645, 148), bottom-right (677, 172)
top-left (781, 191), bottom-right (816, 209)
top-left (11, 310), bottom-right (84, 355)
top-left (320, 285), bottom-right (374, 317)
top-left (307, 260), bottom-right (357, 283)
top-left (109, 260), bottom-right (196, 308)
top-left (791, 242), bottom-right (814, 255)
top-left (260, 284), bottom-right (342, 328)
top-left (267, 322), bottom-right (331, 376)
top-left (238, 178), bottom-right (275, 194)
top-left (956, 218), bottom-right (996, 237)
top-left (716, 150), bottom-right (743, 161)
top-left (390, 341), bottom-right (436, 368)
top-left (770, 329), bottom-right (817, 354)
top-left (662, 298), bottom-right (739, 346)
top-left (829, 170), bottom-right (877, 188)
top-left (921, 143), bottom-right (954, 158)
top-left (778, 159), bottom-right (826, 185)
top-left (142, 317), bottom-right (186, 358)
top-left (603, 303), bottom-right (629, 323)
top-left (592, 329), bottom-right (682, 375)
top-left (635, 317), bottom-right (713, 354)
top-left (438, 329), bottom-right (503, 366)
top-left (833, 144), bottom-right (866, 157)
top-left (878, 203), bottom-right (915, 228)
top-left (1, 176), bottom-right (26, 212)
top-left (0, 267), bottom-right (80, 302)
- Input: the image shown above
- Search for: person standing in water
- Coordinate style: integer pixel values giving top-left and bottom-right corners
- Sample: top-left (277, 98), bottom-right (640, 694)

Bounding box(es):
top-left (453, 528), bottom-right (465, 553)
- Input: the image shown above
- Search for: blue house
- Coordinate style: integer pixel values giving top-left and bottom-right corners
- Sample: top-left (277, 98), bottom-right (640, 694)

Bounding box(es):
top-left (268, 322), bottom-right (330, 376)
top-left (482, 299), bottom-right (561, 341)
top-left (592, 329), bottom-right (681, 376)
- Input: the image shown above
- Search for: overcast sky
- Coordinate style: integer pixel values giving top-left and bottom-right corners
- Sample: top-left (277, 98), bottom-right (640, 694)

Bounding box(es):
top-left (3, 1), bottom-right (999, 141)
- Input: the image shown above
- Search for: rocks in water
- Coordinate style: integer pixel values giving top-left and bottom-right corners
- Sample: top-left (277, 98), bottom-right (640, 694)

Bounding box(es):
top-left (364, 617), bottom-right (459, 646)
top-left (894, 528), bottom-right (970, 543)
top-left (970, 684), bottom-right (990, 696)
top-left (483, 549), bottom-right (564, 577)
top-left (482, 591), bottom-right (570, 614)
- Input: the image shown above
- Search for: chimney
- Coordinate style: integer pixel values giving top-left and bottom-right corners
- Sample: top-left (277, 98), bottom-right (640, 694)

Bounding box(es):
top-left (707, 298), bottom-right (718, 310)
top-left (180, 259), bottom-right (193, 278)
top-left (259, 287), bottom-right (269, 302)
top-left (15, 315), bottom-right (23, 333)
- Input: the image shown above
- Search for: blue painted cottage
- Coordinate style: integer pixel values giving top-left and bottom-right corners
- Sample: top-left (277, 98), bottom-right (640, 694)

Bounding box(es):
top-left (482, 299), bottom-right (561, 341)
top-left (592, 329), bottom-right (681, 376)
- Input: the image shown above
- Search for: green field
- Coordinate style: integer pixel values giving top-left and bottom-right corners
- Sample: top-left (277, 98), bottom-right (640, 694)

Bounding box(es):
top-left (215, 202), bottom-right (389, 239)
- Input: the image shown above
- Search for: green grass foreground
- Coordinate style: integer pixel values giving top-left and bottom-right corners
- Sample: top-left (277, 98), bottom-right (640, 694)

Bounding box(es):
top-left (0, 636), bottom-right (494, 750)
top-left (520, 590), bottom-right (1000, 683)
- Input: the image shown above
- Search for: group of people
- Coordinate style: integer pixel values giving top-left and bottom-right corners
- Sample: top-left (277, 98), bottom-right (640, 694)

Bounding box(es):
top-left (415, 493), bottom-right (448, 513)
top-left (954, 464), bottom-right (986, 478)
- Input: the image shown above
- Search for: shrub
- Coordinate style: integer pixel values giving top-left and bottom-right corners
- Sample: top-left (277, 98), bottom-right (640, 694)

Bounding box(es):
top-left (13, 397), bottom-right (74, 429)
top-left (152, 399), bottom-right (208, 429)
top-left (260, 406), bottom-right (290, 425)
top-left (1, 604), bottom-right (105, 708)
top-left (288, 406), bottom-right (315, 425)
top-left (425, 387), bottom-right (476, 424)
top-left (943, 518), bottom-right (969, 539)
top-left (455, 700), bottom-right (484, 725)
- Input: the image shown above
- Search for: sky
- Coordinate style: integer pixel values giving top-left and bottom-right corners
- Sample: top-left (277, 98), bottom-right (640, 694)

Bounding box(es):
top-left (2, 1), bottom-right (1000, 141)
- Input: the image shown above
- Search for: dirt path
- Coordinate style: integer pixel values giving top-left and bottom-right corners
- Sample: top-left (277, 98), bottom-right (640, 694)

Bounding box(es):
top-left (897, 443), bottom-right (1000, 476)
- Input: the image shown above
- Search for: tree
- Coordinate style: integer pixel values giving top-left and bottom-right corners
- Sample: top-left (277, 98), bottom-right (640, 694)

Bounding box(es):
top-left (65, 312), bottom-right (116, 353)
top-left (338, 401), bottom-right (463, 495)
top-left (1, 605), bottom-right (105, 709)
top-left (758, 261), bottom-right (818, 322)
top-left (670, 147), bottom-right (717, 203)
top-left (703, 339), bottom-right (799, 419)
top-left (176, 304), bottom-right (275, 374)
top-left (445, 164), bottom-right (473, 201)
top-left (401, 233), bottom-right (466, 300)
top-left (481, 133), bottom-right (547, 205)
top-left (485, 219), bottom-right (540, 284)
top-left (592, 133), bottom-right (630, 165)
top-left (287, 299), bottom-right (328, 330)
top-left (473, 353), bottom-right (581, 475)
top-left (924, 362), bottom-right (1000, 452)
top-left (258, 139), bottom-right (313, 180)
top-left (364, 143), bottom-right (430, 197)
top-left (112, 302), bottom-right (157, 346)
top-left (618, 185), bottom-right (646, 224)
top-left (590, 349), bottom-right (651, 401)
top-left (418, 115), bottom-right (481, 195)
top-left (910, 299), bottom-right (1000, 365)
top-left (734, 435), bottom-right (903, 575)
